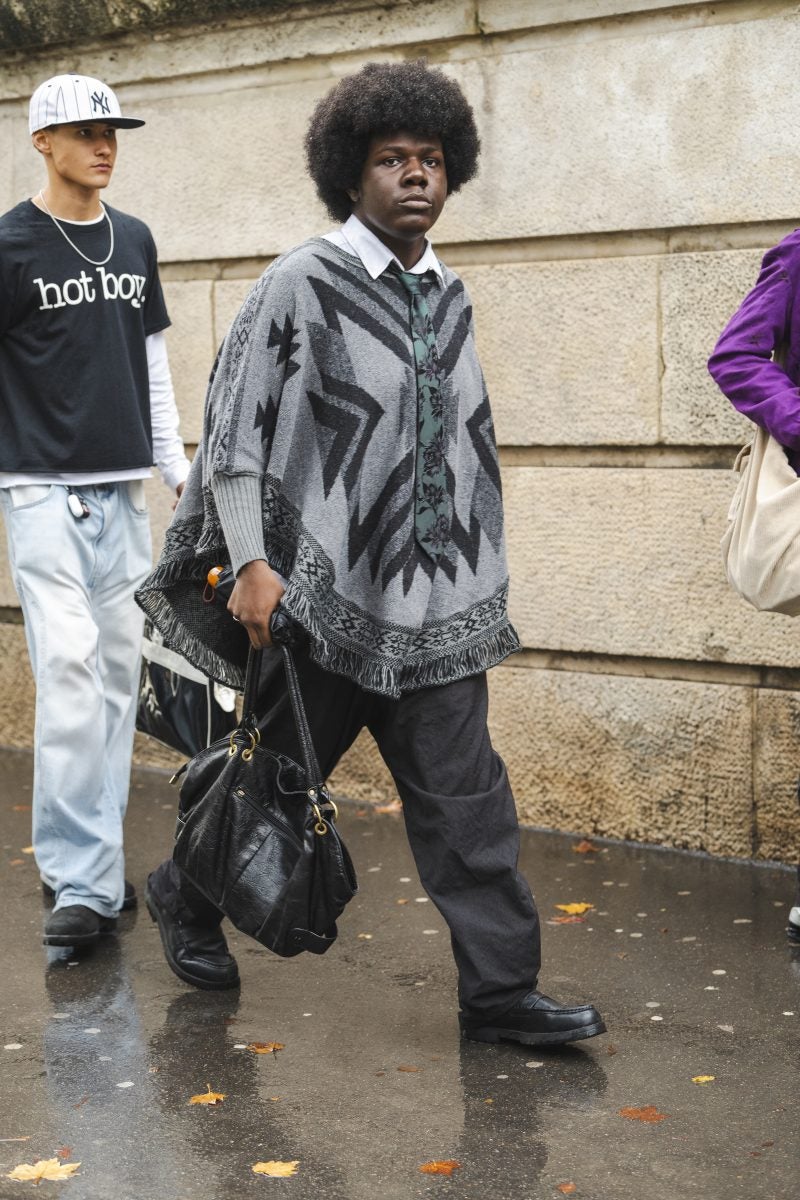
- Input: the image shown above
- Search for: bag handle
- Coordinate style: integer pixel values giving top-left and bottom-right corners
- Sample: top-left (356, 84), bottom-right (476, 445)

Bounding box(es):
top-left (238, 612), bottom-right (325, 796)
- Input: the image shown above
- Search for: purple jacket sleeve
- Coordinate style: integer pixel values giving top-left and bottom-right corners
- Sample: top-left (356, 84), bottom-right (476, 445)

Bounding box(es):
top-left (708, 235), bottom-right (800, 450)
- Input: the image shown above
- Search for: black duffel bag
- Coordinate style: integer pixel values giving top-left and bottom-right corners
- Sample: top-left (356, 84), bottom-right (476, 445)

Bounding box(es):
top-left (172, 612), bottom-right (357, 958)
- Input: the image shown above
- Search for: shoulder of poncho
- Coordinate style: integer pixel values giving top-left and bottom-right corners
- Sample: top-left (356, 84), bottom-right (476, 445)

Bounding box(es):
top-left (260, 237), bottom-right (360, 292)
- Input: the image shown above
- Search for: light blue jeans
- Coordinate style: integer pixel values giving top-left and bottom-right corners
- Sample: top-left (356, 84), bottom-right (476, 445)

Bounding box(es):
top-left (0, 482), bottom-right (152, 917)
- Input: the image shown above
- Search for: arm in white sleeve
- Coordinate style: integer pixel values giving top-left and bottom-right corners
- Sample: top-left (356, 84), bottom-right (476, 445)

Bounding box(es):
top-left (146, 330), bottom-right (192, 492)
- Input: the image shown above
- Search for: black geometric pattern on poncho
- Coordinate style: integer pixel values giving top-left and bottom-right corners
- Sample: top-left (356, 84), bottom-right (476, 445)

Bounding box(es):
top-left (301, 260), bottom-right (501, 593)
top-left (254, 393), bottom-right (279, 446)
top-left (268, 315), bottom-right (301, 379)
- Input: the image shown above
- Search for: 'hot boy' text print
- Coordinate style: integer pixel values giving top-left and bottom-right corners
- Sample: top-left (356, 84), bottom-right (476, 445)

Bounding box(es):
top-left (33, 267), bottom-right (146, 310)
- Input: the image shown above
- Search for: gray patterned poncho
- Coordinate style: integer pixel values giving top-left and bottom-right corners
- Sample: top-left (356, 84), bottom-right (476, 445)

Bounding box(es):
top-left (136, 238), bottom-right (519, 697)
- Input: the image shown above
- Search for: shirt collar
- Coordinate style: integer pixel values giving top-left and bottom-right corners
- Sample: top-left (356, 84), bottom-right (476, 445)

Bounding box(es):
top-left (338, 214), bottom-right (444, 283)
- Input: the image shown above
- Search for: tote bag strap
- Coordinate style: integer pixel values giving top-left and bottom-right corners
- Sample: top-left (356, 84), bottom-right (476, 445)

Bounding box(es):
top-left (239, 613), bottom-right (325, 795)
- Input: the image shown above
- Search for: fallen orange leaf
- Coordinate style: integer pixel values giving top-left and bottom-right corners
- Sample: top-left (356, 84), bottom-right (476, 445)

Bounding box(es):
top-left (555, 902), bottom-right (594, 915)
top-left (619, 1105), bottom-right (668, 1123)
top-left (188, 1084), bottom-right (226, 1105)
top-left (252, 1160), bottom-right (300, 1177)
top-left (12, 804), bottom-right (31, 812)
top-left (8, 859), bottom-right (24, 866)
top-left (692, 1075), bottom-right (715, 1085)
top-left (550, 915), bottom-right (586, 925)
top-left (572, 840), bottom-right (598, 854)
top-left (246, 1042), bottom-right (284, 1055)
top-left (55, 1146), bottom-right (72, 1159)
top-left (397, 1065), bottom-right (420, 1073)
top-left (396, 898), bottom-right (409, 905)
top-left (6, 1159), bottom-right (81, 1182)
top-left (374, 799), bottom-right (402, 814)
top-left (558, 1185), bottom-right (577, 1195)
top-left (419, 1161), bottom-right (461, 1176)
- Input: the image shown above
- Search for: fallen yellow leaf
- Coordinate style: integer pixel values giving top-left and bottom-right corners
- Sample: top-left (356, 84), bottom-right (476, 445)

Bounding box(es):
top-left (572, 839), bottom-right (599, 854)
top-left (555, 902), bottom-right (594, 915)
top-left (396, 898), bottom-right (409, 905)
top-left (692, 1075), bottom-right (715, 1085)
top-left (357, 932), bottom-right (373, 940)
top-left (419, 1161), bottom-right (461, 1176)
top-left (246, 1042), bottom-right (284, 1055)
top-left (6, 1158), bottom-right (81, 1182)
top-left (252, 1160), bottom-right (300, 1177)
top-left (188, 1084), bottom-right (226, 1105)
top-left (21, 846), bottom-right (34, 855)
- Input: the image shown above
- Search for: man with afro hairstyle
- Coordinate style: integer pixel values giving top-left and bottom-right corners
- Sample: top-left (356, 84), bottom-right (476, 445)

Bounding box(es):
top-left (140, 60), bottom-right (606, 1046)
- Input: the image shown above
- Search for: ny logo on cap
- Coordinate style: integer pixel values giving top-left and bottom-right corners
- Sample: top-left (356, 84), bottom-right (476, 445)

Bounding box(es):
top-left (91, 90), bottom-right (110, 116)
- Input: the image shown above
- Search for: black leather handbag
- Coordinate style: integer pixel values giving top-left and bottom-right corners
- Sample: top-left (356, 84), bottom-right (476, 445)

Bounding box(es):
top-left (172, 614), bottom-right (358, 958)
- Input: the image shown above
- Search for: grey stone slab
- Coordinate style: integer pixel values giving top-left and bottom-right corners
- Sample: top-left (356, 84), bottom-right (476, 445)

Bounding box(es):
top-left (661, 249), bottom-right (765, 446)
top-left (503, 466), bottom-right (800, 668)
top-left (461, 257), bottom-right (660, 446)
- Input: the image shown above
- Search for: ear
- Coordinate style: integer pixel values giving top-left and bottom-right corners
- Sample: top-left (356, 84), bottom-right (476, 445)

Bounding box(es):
top-left (31, 129), bottom-right (53, 157)
top-left (346, 187), bottom-right (359, 202)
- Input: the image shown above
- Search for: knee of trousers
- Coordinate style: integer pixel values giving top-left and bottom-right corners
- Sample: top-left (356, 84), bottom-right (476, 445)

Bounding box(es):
top-left (395, 758), bottom-right (523, 887)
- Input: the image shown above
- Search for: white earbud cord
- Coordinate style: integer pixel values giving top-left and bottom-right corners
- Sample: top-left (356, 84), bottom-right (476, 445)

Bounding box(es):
top-left (37, 190), bottom-right (115, 267)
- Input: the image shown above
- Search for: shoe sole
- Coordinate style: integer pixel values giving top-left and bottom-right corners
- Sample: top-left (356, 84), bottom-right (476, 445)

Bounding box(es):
top-left (787, 923), bottom-right (800, 945)
top-left (43, 924), bottom-right (116, 947)
top-left (460, 1019), bottom-right (607, 1046)
top-left (145, 892), bottom-right (240, 992)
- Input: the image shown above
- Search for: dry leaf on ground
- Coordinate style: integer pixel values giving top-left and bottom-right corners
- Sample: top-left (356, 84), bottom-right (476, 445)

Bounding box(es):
top-left (619, 1105), bottom-right (668, 1123)
top-left (692, 1075), bottom-right (715, 1085)
top-left (397, 1065), bottom-right (421, 1073)
top-left (572, 840), bottom-right (598, 854)
top-left (374, 799), bottom-right (402, 814)
top-left (12, 805), bottom-right (31, 812)
top-left (555, 902), bottom-right (594, 915)
top-left (21, 847), bottom-right (34, 855)
top-left (55, 1147), bottom-right (72, 1160)
top-left (188, 1084), bottom-right (226, 1106)
top-left (558, 1185), bottom-right (577, 1195)
top-left (6, 1158), bottom-right (81, 1182)
top-left (252, 1160), bottom-right (300, 1177)
top-left (419, 1161), bottom-right (461, 1176)
top-left (550, 915), bottom-right (586, 925)
top-left (246, 1042), bottom-right (284, 1055)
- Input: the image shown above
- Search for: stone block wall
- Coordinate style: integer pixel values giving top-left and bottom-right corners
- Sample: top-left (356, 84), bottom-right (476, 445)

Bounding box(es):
top-left (1, 0), bottom-right (798, 862)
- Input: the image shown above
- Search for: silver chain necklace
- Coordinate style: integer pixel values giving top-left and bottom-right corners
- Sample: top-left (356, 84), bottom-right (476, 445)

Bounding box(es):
top-left (37, 190), bottom-right (114, 267)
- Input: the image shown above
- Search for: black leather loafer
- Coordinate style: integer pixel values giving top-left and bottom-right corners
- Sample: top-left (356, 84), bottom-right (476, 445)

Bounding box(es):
top-left (42, 880), bottom-right (138, 912)
top-left (145, 870), bottom-right (239, 991)
top-left (460, 990), bottom-right (606, 1046)
top-left (43, 904), bottom-right (117, 946)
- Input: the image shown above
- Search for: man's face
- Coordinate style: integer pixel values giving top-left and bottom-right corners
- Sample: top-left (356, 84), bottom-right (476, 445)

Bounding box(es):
top-left (33, 122), bottom-right (118, 189)
top-left (351, 131), bottom-right (448, 244)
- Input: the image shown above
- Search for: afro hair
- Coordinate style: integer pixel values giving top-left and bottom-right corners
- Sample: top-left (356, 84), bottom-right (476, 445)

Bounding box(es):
top-left (305, 59), bottom-right (480, 223)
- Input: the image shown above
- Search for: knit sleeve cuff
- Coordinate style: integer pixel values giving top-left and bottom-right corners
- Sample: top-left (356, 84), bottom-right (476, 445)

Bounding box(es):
top-left (210, 473), bottom-right (266, 576)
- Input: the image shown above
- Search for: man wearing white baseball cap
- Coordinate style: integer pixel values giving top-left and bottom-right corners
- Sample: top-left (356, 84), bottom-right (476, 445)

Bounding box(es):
top-left (0, 74), bottom-right (191, 948)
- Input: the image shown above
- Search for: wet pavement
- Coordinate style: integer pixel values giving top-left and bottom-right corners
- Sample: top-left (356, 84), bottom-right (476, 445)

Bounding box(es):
top-left (1, 745), bottom-right (798, 1200)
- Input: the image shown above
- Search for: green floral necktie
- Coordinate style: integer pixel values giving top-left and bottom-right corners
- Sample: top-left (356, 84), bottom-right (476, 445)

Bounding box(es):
top-left (395, 269), bottom-right (451, 561)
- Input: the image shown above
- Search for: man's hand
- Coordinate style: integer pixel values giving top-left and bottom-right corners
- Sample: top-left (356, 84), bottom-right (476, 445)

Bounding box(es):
top-left (228, 559), bottom-right (286, 649)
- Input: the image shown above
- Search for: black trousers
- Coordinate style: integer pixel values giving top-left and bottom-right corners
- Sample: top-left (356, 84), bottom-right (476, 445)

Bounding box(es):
top-left (178, 650), bottom-right (541, 1018)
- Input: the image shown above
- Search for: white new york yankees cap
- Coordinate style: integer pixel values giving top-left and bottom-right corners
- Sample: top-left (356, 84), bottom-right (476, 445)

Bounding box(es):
top-left (29, 74), bottom-right (145, 134)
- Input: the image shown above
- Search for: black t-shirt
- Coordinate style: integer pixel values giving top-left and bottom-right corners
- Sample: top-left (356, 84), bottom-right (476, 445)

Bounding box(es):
top-left (0, 199), bottom-right (170, 473)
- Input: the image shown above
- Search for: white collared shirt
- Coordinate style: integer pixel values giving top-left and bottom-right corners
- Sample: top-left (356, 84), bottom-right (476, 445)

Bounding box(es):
top-left (324, 214), bottom-right (443, 281)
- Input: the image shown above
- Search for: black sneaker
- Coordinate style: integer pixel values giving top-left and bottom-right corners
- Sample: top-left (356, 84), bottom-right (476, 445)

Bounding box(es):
top-left (460, 990), bottom-right (606, 1046)
top-left (43, 904), bottom-right (117, 947)
top-left (145, 863), bottom-right (239, 991)
top-left (42, 880), bottom-right (137, 911)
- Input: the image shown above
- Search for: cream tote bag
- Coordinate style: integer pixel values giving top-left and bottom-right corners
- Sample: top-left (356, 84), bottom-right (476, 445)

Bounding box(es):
top-left (721, 425), bottom-right (800, 615)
